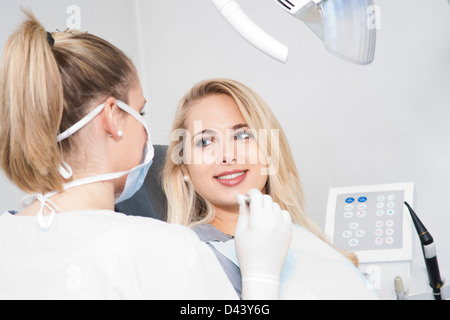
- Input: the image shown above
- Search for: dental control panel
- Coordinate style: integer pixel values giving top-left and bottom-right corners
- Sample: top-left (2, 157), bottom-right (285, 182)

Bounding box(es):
top-left (325, 183), bottom-right (415, 263)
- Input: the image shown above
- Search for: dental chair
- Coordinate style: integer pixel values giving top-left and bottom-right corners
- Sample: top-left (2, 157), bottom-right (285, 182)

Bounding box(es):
top-left (115, 145), bottom-right (168, 221)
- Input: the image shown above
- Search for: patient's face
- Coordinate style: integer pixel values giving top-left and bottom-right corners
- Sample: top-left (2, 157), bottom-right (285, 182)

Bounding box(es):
top-left (183, 94), bottom-right (268, 209)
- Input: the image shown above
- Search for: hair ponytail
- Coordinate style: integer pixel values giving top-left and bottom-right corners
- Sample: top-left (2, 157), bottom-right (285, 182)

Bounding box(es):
top-left (1, 11), bottom-right (136, 194)
top-left (0, 11), bottom-right (64, 193)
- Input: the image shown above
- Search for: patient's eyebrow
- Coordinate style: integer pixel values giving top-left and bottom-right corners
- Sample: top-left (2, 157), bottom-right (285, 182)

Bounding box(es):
top-left (191, 124), bottom-right (249, 141)
top-left (232, 123), bottom-right (249, 130)
top-left (192, 129), bottom-right (216, 140)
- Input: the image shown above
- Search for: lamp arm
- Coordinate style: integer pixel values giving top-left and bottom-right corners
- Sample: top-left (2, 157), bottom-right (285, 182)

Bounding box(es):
top-left (211, 0), bottom-right (289, 63)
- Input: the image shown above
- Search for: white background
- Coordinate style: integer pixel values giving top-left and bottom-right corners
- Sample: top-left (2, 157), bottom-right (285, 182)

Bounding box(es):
top-left (1, 0), bottom-right (450, 288)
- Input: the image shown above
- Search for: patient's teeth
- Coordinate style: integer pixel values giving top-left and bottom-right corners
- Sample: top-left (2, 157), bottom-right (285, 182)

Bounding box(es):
top-left (217, 172), bottom-right (246, 180)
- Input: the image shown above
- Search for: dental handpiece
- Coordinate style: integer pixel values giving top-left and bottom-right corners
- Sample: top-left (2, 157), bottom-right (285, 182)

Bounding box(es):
top-left (394, 276), bottom-right (407, 300)
top-left (404, 202), bottom-right (444, 300)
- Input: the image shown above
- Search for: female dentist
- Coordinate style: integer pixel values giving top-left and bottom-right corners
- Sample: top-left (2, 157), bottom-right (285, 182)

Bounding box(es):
top-left (0, 12), bottom-right (291, 299)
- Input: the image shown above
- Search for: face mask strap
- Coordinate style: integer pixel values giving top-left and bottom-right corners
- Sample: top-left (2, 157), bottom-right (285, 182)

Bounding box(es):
top-left (58, 161), bottom-right (73, 179)
top-left (56, 104), bottom-right (106, 181)
top-left (57, 103), bottom-right (106, 143)
top-left (53, 99), bottom-right (152, 199)
top-left (115, 100), bottom-right (147, 128)
top-left (56, 99), bottom-right (152, 198)
top-left (57, 100), bottom-right (147, 144)
top-left (55, 100), bottom-right (130, 181)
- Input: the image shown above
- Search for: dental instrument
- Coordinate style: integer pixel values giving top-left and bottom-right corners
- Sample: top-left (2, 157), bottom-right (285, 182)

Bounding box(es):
top-left (394, 276), bottom-right (407, 300)
top-left (404, 202), bottom-right (444, 300)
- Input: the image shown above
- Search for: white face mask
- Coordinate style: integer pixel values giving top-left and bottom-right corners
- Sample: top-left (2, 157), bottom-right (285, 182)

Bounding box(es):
top-left (22, 100), bottom-right (154, 231)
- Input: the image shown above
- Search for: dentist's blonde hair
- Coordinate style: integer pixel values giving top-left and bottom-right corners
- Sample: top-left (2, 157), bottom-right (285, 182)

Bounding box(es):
top-left (0, 11), bottom-right (136, 194)
top-left (163, 78), bottom-right (358, 266)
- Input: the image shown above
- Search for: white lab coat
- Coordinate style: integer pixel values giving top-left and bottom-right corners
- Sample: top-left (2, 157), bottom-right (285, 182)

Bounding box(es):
top-left (0, 210), bottom-right (238, 300)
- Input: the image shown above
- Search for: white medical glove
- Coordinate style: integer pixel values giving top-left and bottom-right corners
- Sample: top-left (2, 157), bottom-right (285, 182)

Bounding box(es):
top-left (235, 188), bottom-right (293, 300)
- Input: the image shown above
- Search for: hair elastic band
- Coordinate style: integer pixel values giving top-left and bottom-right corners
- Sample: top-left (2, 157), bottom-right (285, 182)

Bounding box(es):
top-left (47, 31), bottom-right (55, 47)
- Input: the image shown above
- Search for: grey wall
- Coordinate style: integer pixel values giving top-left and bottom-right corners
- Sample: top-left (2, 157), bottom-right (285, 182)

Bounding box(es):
top-left (138, 0), bottom-right (450, 272)
top-left (1, 0), bottom-right (449, 275)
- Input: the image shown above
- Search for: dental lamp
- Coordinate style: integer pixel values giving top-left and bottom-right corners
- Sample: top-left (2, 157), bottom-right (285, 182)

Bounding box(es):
top-left (212, 0), bottom-right (377, 65)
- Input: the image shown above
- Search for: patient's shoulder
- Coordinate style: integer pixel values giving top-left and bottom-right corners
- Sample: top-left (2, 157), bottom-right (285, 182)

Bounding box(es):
top-left (291, 224), bottom-right (348, 261)
top-left (192, 223), bottom-right (232, 242)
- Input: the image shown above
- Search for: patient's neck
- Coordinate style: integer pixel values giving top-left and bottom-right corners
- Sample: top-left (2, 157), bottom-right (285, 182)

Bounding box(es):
top-left (211, 204), bottom-right (239, 237)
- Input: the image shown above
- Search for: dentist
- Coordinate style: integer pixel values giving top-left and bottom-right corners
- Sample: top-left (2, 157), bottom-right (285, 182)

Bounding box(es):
top-left (0, 12), bottom-right (291, 299)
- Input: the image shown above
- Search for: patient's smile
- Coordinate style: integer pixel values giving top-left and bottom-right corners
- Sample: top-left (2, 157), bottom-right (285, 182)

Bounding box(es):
top-left (214, 170), bottom-right (248, 187)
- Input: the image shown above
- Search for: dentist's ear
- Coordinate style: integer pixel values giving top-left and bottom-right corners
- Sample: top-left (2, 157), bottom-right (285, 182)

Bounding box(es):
top-left (102, 97), bottom-right (122, 141)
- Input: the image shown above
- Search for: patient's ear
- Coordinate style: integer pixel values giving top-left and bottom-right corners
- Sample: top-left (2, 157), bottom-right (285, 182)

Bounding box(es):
top-left (102, 97), bottom-right (122, 141)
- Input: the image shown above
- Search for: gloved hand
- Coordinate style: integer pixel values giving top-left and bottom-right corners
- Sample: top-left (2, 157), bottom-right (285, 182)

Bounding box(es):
top-left (235, 188), bottom-right (293, 300)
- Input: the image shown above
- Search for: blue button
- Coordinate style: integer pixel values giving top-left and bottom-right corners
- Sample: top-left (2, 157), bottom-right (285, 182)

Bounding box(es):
top-left (345, 197), bottom-right (355, 203)
top-left (358, 197), bottom-right (367, 203)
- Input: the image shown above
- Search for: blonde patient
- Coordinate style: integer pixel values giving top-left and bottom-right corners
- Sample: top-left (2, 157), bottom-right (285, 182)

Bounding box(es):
top-left (163, 78), bottom-right (378, 299)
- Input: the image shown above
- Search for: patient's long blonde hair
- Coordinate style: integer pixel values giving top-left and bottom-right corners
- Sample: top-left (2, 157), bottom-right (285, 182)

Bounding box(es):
top-left (163, 79), bottom-right (358, 266)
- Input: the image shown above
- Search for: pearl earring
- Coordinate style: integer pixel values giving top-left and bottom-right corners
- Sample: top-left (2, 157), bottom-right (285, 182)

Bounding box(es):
top-left (109, 131), bottom-right (123, 138)
top-left (183, 175), bottom-right (189, 182)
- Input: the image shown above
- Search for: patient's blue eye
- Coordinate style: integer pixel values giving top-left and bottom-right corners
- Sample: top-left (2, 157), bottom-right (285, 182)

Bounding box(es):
top-left (234, 130), bottom-right (253, 141)
top-left (195, 136), bottom-right (214, 148)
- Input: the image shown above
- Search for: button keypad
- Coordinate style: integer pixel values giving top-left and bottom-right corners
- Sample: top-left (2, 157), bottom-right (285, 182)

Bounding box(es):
top-left (334, 190), bottom-right (404, 252)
